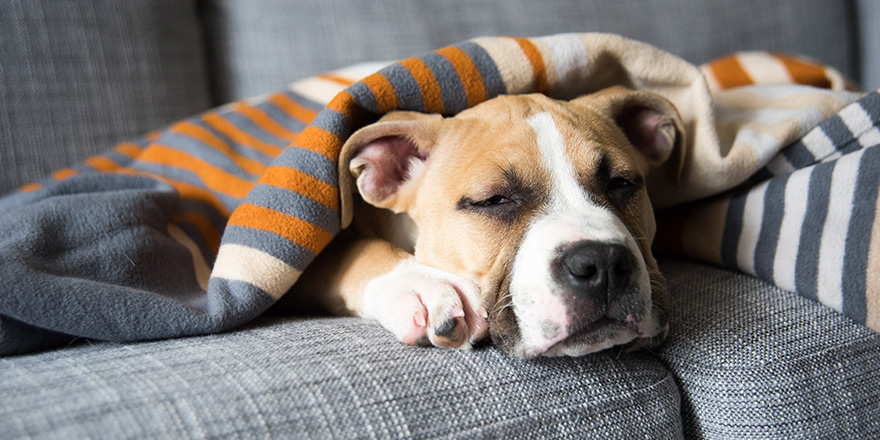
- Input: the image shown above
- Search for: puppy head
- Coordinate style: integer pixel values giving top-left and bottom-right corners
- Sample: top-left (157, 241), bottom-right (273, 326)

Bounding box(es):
top-left (339, 87), bottom-right (683, 357)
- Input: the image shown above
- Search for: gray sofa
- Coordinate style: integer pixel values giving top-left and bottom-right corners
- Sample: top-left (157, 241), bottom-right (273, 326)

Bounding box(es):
top-left (2, 1), bottom-right (879, 438)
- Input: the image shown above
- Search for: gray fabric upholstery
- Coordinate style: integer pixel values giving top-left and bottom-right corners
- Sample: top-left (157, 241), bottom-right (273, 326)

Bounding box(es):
top-left (3, 1), bottom-right (880, 438)
top-left (0, 317), bottom-right (683, 439)
top-left (858, 0), bottom-right (880, 90)
top-left (202, 0), bottom-right (859, 103)
top-left (658, 260), bottom-right (880, 439)
top-left (0, 0), bottom-right (213, 195)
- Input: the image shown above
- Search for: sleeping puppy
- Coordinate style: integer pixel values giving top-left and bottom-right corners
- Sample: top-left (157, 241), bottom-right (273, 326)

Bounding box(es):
top-left (287, 86), bottom-right (683, 357)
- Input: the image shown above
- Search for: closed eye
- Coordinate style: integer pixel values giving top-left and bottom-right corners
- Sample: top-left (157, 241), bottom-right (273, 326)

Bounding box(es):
top-left (471, 195), bottom-right (513, 207)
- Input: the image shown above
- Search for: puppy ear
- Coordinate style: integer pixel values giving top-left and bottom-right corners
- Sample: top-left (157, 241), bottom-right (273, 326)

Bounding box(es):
top-left (585, 86), bottom-right (685, 183)
top-left (339, 112), bottom-right (442, 227)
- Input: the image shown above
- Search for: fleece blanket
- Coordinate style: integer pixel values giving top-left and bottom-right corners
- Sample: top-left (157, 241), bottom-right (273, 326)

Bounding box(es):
top-left (1, 33), bottom-right (877, 355)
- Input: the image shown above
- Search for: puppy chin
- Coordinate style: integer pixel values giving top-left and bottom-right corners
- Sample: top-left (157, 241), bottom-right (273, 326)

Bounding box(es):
top-left (510, 310), bottom-right (667, 358)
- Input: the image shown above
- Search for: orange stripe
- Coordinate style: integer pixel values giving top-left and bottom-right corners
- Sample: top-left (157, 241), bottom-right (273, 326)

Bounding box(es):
top-left (259, 166), bottom-right (339, 211)
top-left (84, 156), bottom-right (122, 173)
top-left (295, 126), bottom-right (343, 162)
top-left (233, 102), bottom-right (301, 142)
top-left (317, 73), bottom-right (357, 87)
top-left (510, 37), bottom-right (548, 93)
top-left (110, 167), bottom-right (232, 218)
top-left (708, 55), bottom-right (754, 90)
top-left (20, 183), bottom-right (42, 193)
top-left (227, 203), bottom-right (334, 255)
top-left (173, 211), bottom-right (222, 255)
top-left (399, 57), bottom-right (446, 114)
top-left (171, 120), bottom-right (267, 176)
top-left (138, 145), bottom-right (255, 199)
top-left (268, 94), bottom-right (319, 125)
top-left (773, 54), bottom-right (833, 89)
top-left (51, 168), bottom-right (78, 180)
top-left (202, 112), bottom-right (284, 158)
top-left (114, 142), bottom-right (143, 159)
top-left (436, 46), bottom-right (488, 107)
top-left (360, 73), bottom-right (399, 114)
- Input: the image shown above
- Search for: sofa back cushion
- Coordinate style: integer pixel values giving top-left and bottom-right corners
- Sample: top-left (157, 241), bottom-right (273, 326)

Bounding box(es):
top-left (0, 0), bottom-right (213, 195)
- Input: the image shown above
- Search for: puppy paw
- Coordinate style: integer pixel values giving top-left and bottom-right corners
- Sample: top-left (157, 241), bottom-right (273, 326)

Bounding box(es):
top-left (362, 258), bottom-right (488, 349)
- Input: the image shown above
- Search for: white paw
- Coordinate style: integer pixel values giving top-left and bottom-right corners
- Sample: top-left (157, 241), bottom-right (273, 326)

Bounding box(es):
top-left (362, 258), bottom-right (488, 349)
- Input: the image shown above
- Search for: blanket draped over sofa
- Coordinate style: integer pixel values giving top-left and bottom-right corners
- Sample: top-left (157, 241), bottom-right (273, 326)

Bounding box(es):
top-left (1, 33), bottom-right (877, 356)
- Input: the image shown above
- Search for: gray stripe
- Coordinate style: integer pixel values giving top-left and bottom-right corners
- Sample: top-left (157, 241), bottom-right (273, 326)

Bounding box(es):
top-left (280, 90), bottom-right (326, 112)
top-left (381, 64), bottom-right (425, 113)
top-left (258, 99), bottom-right (310, 133)
top-left (128, 162), bottom-right (243, 212)
top-left (346, 82), bottom-right (380, 114)
top-left (246, 184), bottom-right (341, 234)
top-left (309, 108), bottom-right (351, 139)
top-left (269, 146), bottom-right (338, 186)
top-left (218, 111), bottom-right (292, 148)
top-left (782, 139), bottom-right (816, 170)
top-left (190, 119), bottom-right (276, 164)
top-left (842, 146), bottom-right (880, 322)
top-left (157, 131), bottom-right (262, 180)
top-left (220, 225), bottom-right (318, 272)
top-left (456, 41), bottom-right (507, 99)
top-left (754, 175), bottom-right (789, 282)
top-left (422, 52), bottom-right (468, 115)
top-left (795, 160), bottom-right (835, 301)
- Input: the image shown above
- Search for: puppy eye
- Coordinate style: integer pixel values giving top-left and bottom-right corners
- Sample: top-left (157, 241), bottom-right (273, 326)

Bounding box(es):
top-left (608, 177), bottom-right (637, 191)
top-left (472, 195), bottom-right (513, 208)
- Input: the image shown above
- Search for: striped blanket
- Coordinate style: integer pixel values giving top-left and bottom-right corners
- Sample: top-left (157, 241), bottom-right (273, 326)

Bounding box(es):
top-left (1, 33), bottom-right (876, 355)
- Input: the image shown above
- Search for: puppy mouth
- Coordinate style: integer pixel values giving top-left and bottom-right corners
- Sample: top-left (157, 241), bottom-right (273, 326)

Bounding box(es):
top-left (541, 316), bottom-right (638, 357)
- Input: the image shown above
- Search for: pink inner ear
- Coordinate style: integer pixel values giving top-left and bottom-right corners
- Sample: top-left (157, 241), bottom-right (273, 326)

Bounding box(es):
top-left (616, 106), bottom-right (675, 163)
top-left (353, 136), bottom-right (427, 203)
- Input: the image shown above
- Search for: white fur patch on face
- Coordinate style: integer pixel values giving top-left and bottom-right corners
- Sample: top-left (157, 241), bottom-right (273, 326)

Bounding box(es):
top-left (508, 112), bottom-right (654, 357)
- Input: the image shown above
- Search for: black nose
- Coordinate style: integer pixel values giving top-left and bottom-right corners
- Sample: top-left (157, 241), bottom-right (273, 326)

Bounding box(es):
top-left (557, 241), bottom-right (634, 302)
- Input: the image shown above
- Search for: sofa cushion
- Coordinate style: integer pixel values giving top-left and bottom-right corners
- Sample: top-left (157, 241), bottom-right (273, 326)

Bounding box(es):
top-left (201, 0), bottom-right (858, 102)
top-left (0, 0), bottom-right (213, 195)
top-left (657, 259), bottom-right (880, 438)
top-left (0, 316), bottom-right (683, 439)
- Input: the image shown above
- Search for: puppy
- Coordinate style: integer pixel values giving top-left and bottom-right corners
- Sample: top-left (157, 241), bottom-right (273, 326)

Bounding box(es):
top-left (288, 86), bottom-right (683, 357)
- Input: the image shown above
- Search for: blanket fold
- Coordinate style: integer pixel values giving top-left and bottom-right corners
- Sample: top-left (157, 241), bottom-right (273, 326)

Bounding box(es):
top-left (1, 33), bottom-right (877, 355)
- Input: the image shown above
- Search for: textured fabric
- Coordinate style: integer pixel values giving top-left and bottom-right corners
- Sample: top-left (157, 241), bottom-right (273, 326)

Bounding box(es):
top-left (0, 33), bottom-right (876, 355)
top-left (657, 259), bottom-right (880, 439)
top-left (858, 0), bottom-right (880, 91)
top-left (0, 0), bottom-right (213, 195)
top-left (0, 316), bottom-right (683, 439)
top-left (202, 0), bottom-right (859, 103)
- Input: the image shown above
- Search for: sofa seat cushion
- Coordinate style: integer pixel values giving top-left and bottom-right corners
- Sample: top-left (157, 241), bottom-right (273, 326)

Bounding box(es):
top-left (0, 316), bottom-right (682, 439)
top-left (658, 259), bottom-right (880, 438)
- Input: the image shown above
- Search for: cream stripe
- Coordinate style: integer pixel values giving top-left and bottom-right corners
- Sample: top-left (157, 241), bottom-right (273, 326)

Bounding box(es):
top-left (167, 224), bottom-right (211, 291)
top-left (772, 168), bottom-right (812, 292)
top-left (866, 185), bottom-right (880, 331)
top-left (859, 128), bottom-right (880, 149)
top-left (472, 36), bottom-right (537, 94)
top-left (839, 102), bottom-right (874, 137)
top-left (802, 128), bottom-right (837, 162)
top-left (535, 33), bottom-right (590, 98)
top-left (287, 62), bottom-right (389, 106)
top-left (736, 182), bottom-right (767, 277)
top-left (737, 52), bottom-right (793, 85)
top-left (288, 77), bottom-right (347, 106)
top-left (817, 152), bottom-right (862, 312)
top-left (212, 243), bottom-right (302, 299)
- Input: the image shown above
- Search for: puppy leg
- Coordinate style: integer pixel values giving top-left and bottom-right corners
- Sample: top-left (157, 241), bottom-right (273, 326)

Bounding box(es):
top-left (293, 236), bottom-right (489, 349)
